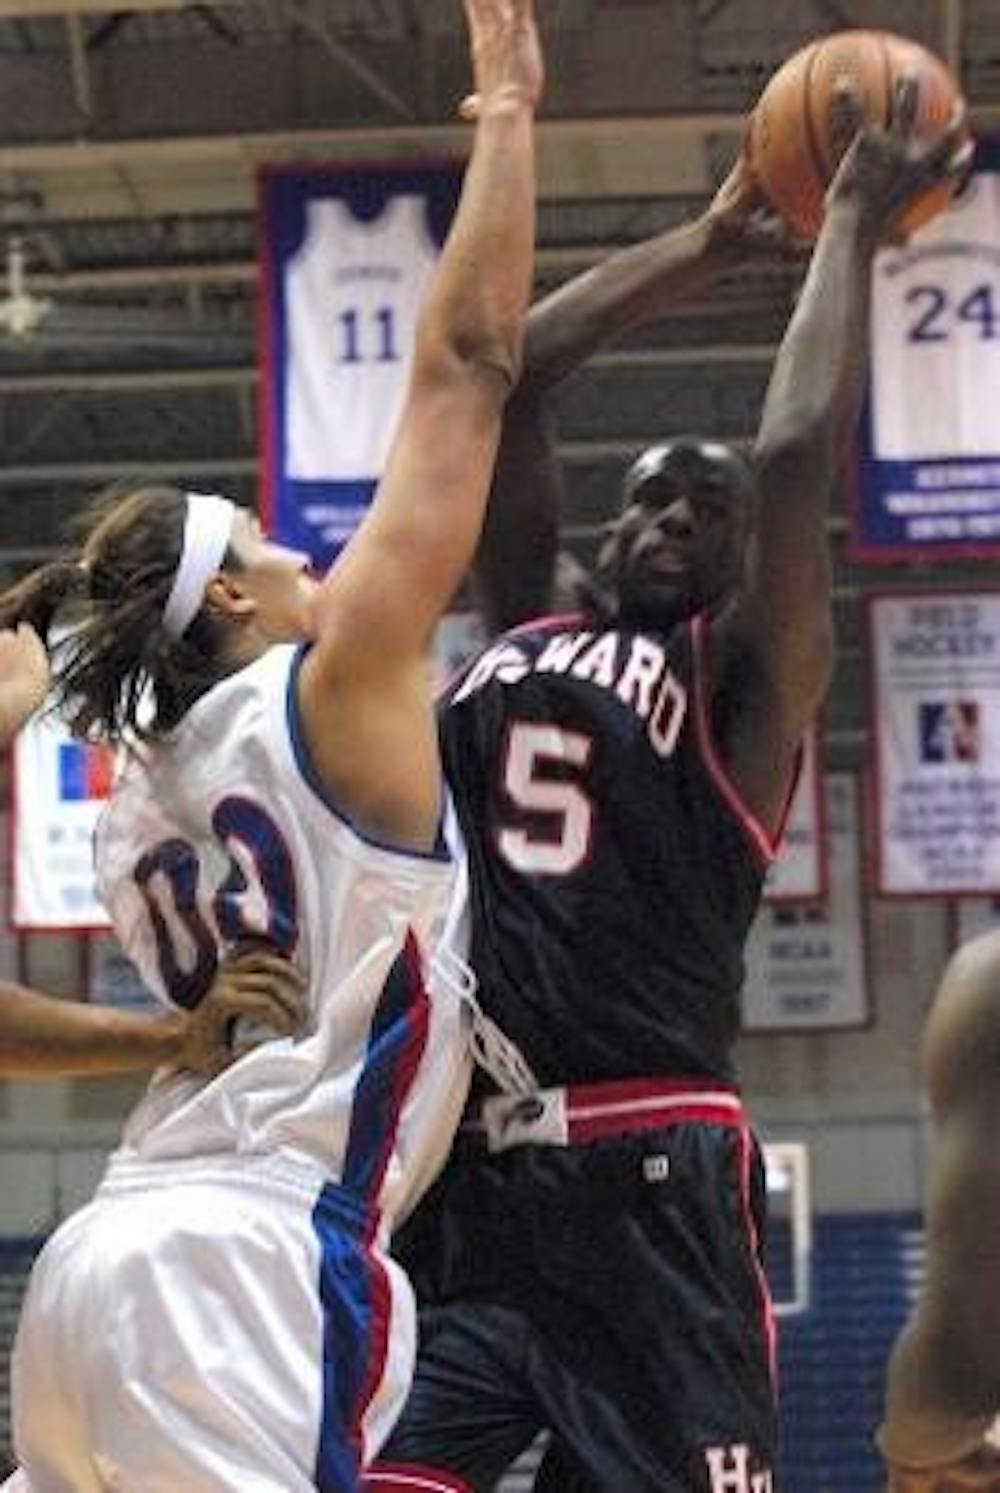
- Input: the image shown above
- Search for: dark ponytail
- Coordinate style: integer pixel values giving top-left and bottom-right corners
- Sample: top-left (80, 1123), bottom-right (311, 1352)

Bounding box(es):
top-left (0, 482), bottom-right (240, 743)
top-left (0, 558), bottom-right (87, 641)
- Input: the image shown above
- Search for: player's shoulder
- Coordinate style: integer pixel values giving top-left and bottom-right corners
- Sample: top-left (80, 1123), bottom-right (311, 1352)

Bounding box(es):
top-left (499, 610), bottom-right (686, 654)
top-left (172, 644), bottom-right (296, 751)
top-left (924, 929), bottom-right (1000, 1112)
top-left (503, 609), bottom-right (590, 643)
top-left (942, 927), bottom-right (1000, 986)
top-left (932, 929), bottom-right (1000, 1041)
top-left (884, 1443), bottom-right (1000, 1492)
top-left (438, 611), bottom-right (586, 700)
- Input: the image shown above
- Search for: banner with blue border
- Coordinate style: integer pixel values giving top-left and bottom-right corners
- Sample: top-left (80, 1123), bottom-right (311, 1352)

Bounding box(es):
top-left (854, 140), bottom-right (1000, 562)
top-left (258, 160), bottom-right (463, 570)
top-left (868, 589), bottom-right (1000, 896)
top-left (11, 711), bottom-right (114, 931)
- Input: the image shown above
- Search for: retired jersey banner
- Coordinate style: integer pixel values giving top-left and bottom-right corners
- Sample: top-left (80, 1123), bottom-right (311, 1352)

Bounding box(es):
top-left (763, 725), bottom-right (826, 903)
top-left (869, 591), bottom-right (1000, 895)
top-left (855, 142), bottom-right (1000, 561)
top-left (742, 774), bottom-right (868, 1031)
top-left (11, 711), bottom-right (113, 930)
top-left (259, 161), bottom-right (462, 571)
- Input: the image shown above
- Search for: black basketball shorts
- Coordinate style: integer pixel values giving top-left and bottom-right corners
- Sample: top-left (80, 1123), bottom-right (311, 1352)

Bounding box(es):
top-left (371, 1078), bottom-right (779, 1493)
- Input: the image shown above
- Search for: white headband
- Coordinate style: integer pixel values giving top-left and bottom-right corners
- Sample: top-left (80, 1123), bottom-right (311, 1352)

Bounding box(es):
top-left (162, 492), bottom-right (237, 639)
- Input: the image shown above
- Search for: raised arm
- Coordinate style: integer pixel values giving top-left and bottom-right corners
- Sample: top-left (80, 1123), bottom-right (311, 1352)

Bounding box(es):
top-left (298, 0), bottom-right (541, 849)
top-left (878, 933), bottom-right (1000, 1489)
top-left (473, 154), bottom-right (790, 632)
top-left (519, 155), bottom-right (776, 397)
top-left (718, 82), bottom-right (969, 827)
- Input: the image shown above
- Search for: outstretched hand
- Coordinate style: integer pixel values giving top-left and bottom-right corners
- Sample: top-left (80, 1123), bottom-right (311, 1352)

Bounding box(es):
top-left (0, 623), bottom-right (50, 748)
top-left (174, 946), bottom-right (306, 1076)
top-left (458, 0), bottom-right (543, 121)
top-left (826, 73), bottom-right (972, 243)
top-left (706, 149), bottom-right (805, 258)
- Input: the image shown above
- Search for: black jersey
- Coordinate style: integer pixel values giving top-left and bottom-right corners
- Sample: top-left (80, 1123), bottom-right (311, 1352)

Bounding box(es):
top-left (439, 611), bottom-right (779, 1086)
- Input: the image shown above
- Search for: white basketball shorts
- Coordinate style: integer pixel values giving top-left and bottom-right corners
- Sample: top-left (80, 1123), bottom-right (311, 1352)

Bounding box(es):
top-left (12, 1155), bottom-right (415, 1492)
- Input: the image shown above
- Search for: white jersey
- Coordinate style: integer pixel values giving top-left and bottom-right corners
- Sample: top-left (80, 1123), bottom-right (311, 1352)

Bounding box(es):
top-left (285, 194), bottom-right (439, 482)
top-left (95, 643), bottom-right (472, 1231)
top-left (871, 171), bottom-right (1000, 462)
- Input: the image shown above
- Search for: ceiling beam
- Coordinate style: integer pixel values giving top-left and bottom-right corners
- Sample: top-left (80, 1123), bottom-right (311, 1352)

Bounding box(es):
top-left (941, 0), bottom-right (963, 79)
top-left (0, 345), bottom-right (778, 396)
top-left (0, 114), bottom-right (744, 175)
top-left (64, 11), bottom-right (94, 123)
top-left (0, 456), bottom-right (257, 485)
top-left (0, 444), bottom-right (627, 488)
top-left (0, 444), bottom-right (645, 488)
top-left (0, 0), bottom-right (250, 14)
top-left (7, 101), bottom-right (999, 223)
top-left (283, 0), bottom-right (416, 122)
top-left (0, 366), bottom-right (257, 393)
top-left (22, 243), bottom-right (614, 294)
top-left (0, 116), bottom-right (737, 222)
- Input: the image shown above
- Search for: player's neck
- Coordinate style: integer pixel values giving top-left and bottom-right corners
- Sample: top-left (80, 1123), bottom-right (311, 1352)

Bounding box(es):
top-left (217, 625), bottom-right (270, 676)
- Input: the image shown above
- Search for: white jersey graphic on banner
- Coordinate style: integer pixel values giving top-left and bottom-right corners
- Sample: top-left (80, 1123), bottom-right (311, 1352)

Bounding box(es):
top-left (872, 171), bottom-right (1000, 464)
top-left (285, 196), bottom-right (439, 482)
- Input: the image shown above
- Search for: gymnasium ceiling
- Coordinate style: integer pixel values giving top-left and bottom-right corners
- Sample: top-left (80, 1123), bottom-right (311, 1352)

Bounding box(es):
top-left (0, 0), bottom-right (996, 630)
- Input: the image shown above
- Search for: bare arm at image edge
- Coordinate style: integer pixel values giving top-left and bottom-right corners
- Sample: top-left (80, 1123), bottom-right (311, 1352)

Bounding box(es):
top-left (0, 624), bottom-right (50, 748)
top-left (878, 932), bottom-right (1000, 1485)
top-left (0, 949), bottom-right (304, 1079)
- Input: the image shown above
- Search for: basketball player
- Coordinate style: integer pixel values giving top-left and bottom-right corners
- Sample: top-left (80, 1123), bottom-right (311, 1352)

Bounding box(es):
top-left (0, 1), bottom-right (541, 1487)
top-left (370, 82), bottom-right (971, 1493)
top-left (878, 930), bottom-right (1000, 1492)
top-left (0, 620), bottom-right (304, 1078)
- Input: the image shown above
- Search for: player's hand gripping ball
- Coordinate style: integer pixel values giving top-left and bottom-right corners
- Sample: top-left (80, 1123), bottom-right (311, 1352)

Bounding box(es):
top-left (748, 30), bottom-right (968, 241)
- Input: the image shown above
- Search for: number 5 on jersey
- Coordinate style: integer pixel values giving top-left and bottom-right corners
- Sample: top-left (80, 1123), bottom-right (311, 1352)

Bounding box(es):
top-left (498, 723), bottom-right (594, 876)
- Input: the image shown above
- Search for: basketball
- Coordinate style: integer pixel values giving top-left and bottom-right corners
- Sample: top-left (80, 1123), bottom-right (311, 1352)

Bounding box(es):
top-left (747, 30), bottom-right (965, 241)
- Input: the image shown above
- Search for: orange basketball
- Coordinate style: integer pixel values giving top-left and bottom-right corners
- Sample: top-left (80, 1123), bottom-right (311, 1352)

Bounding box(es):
top-left (747, 30), bottom-right (965, 241)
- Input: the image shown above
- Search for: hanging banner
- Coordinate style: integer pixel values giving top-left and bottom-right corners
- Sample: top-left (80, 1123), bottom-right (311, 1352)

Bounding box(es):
top-left (10, 711), bottom-right (113, 931)
top-left (869, 590), bottom-right (1000, 896)
top-left (742, 773), bottom-right (868, 1031)
top-left (258, 161), bottom-right (462, 572)
top-left (763, 724), bottom-right (826, 903)
top-left (854, 142), bottom-right (1000, 561)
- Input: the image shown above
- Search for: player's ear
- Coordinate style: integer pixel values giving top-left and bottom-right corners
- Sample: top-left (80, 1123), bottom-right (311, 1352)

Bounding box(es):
top-left (205, 572), bottom-right (255, 621)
